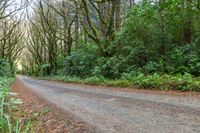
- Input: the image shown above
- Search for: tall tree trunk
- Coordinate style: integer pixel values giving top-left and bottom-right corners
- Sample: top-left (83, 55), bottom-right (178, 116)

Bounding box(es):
top-left (62, 0), bottom-right (68, 56)
top-left (159, 0), bottom-right (166, 55)
top-left (99, 2), bottom-right (108, 38)
top-left (180, 0), bottom-right (193, 45)
top-left (115, 0), bottom-right (121, 30)
top-left (75, 14), bottom-right (79, 42)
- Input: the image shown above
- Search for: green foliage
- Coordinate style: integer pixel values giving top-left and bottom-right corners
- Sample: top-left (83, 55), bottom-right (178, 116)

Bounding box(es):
top-left (84, 76), bottom-right (106, 85)
top-left (64, 43), bottom-right (99, 77)
top-left (40, 73), bottom-right (200, 92)
top-left (92, 56), bottom-right (130, 78)
top-left (0, 59), bottom-right (12, 77)
top-left (40, 64), bottom-right (51, 76)
top-left (0, 78), bottom-right (31, 133)
top-left (25, 0), bottom-right (200, 92)
top-left (165, 44), bottom-right (200, 75)
top-left (55, 55), bottom-right (66, 76)
top-left (110, 0), bottom-right (200, 76)
top-left (64, 48), bottom-right (139, 78)
top-left (143, 61), bottom-right (161, 73)
top-left (121, 72), bottom-right (200, 91)
top-left (85, 41), bottom-right (200, 79)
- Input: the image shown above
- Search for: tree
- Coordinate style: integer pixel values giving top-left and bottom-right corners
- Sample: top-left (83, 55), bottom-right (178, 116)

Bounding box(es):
top-left (0, 0), bottom-right (26, 75)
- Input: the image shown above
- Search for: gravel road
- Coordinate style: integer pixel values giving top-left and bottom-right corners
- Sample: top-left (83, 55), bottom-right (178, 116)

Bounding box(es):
top-left (18, 76), bottom-right (200, 133)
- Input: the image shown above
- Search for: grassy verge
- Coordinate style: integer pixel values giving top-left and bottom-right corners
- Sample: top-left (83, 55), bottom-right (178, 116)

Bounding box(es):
top-left (38, 73), bottom-right (200, 92)
top-left (0, 77), bottom-right (30, 133)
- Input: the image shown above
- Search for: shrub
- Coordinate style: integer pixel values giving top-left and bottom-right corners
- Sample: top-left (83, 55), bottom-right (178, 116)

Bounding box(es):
top-left (40, 64), bottom-right (51, 76)
top-left (121, 72), bottom-right (200, 91)
top-left (187, 53), bottom-right (200, 75)
top-left (0, 77), bottom-right (31, 133)
top-left (64, 43), bottom-right (98, 77)
top-left (143, 61), bottom-right (161, 73)
top-left (0, 59), bottom-right (12, 77)
top-left (92, 56), bottom-right (123, 78)
top-left (84, 76), bottom-right (106, 85)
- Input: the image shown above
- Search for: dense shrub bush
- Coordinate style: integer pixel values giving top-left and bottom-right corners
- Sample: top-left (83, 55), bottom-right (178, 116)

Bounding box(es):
top-left (92, 56), bottom-right (133, 78)
top-left (120, 72), bottom-right (200, 91)
top-left (0, 59), bottom-right (12, 77)
top-left (42, 72), bottom-right (200, 92)
top-left (165, 44), bottom-right (200, 75)
top-left (64, 43), bottom-right (99, 77)
top-left (63, 42), bottom-right (200, 79)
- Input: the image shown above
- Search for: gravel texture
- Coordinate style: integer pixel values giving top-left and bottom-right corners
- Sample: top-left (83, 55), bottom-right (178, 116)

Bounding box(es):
top-left (18, 76), bottom-right (200, 133)
top-left (12, 77), bottom-right (93, 133)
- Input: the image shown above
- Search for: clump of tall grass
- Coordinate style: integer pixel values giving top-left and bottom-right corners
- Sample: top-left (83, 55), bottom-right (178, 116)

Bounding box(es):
top-left (0, 77), bottom-right (31, 133)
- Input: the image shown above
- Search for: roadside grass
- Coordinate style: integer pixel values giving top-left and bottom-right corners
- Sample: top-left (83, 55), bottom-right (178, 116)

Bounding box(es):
top-left (0, 77), bottom-right (31, 133)
top-left (38, 73), bottom-right (200, 92)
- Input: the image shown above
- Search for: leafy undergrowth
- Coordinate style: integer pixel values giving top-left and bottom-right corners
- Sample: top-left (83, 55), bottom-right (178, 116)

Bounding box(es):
top-left (0, 77), bottom-right (30, 133)
top-left (39, 73), bottom-right (200, 92)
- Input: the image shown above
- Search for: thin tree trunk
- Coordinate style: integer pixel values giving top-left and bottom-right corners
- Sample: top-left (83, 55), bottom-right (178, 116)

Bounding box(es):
top-left (115, 0), bottom-right (121, 30)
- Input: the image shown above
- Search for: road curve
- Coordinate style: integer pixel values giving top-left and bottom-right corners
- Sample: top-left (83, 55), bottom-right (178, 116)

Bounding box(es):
top-left (18, 76), bottom-right (200, 133)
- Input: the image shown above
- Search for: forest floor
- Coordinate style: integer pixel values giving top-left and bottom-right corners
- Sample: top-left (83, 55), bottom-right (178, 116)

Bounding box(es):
top-left (12, 76), bottom-right (200, 133)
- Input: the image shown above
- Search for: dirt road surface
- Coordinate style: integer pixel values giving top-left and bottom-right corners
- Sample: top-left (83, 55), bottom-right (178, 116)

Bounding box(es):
top-left (17, 76), bottom-right (200, 133)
